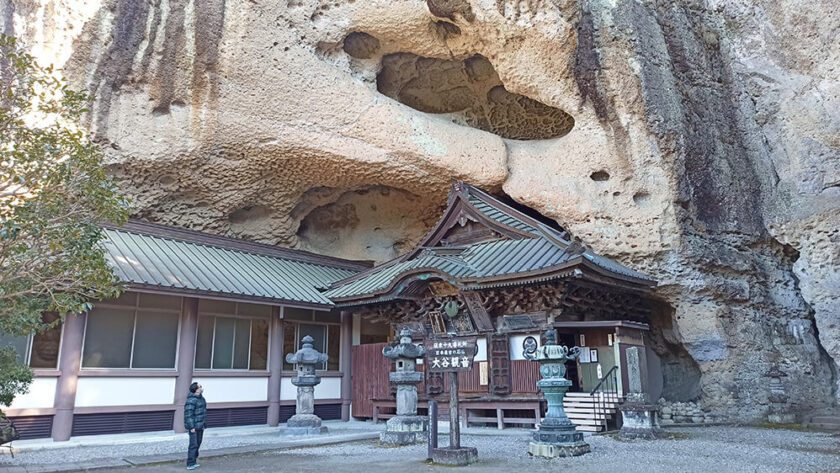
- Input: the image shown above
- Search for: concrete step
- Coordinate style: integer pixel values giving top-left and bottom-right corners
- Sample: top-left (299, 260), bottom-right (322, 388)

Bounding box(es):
top-left (563, 406), bottom-right (617, 412)
top-left (567, 418), bottom-right (607, 426)
top-left (565, 412), bottom-right (613, 420)
top-left (575, 425), bottom-right (602, 432)
top-left (564, 402), bottom-right (621, 409)
top-left (565, 392), bottom-right (621, 398)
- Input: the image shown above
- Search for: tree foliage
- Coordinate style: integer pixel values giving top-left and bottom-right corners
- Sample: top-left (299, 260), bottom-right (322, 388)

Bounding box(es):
top-left (0, 35), bottom-right (128, 405)
top-left (0, 347), bottom-right (32, 406)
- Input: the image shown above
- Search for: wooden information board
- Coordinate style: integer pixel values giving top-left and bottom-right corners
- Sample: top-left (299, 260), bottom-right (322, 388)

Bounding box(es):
top-left (426, 337), bottom-right (477, 373)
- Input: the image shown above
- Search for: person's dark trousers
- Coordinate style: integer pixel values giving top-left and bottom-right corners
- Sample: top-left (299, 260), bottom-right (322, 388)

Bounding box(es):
top-left (187, 429), bottom-right (204, 466)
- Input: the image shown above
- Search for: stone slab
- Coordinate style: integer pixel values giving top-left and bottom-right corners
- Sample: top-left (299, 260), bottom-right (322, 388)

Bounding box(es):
top-left (284, 426), bottom-right (329, 436)
top-left (431, 446), bottom-right (478, 466)
top-left (529, 440), bottom-right (590, 458)
top-left (379, 430), bottom-right (427, 446)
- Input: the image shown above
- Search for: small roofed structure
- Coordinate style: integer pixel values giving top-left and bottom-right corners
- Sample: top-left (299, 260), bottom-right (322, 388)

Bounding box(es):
top-left (327, 181), bottom-right (659, 432)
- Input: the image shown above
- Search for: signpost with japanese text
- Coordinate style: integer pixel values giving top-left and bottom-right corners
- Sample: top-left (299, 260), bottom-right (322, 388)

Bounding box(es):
top-left (426, 337), bottom-right (477, 373)
top-left (426, 336), bottom-right (478, 464)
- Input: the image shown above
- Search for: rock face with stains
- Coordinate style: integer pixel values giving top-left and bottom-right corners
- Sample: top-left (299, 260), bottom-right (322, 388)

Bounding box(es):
top-left (1, 0), bottom-right (837, 420)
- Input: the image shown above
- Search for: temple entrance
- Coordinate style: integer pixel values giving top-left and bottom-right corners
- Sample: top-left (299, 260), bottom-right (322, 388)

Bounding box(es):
top-left (556, 332), bottom-right (581, 392)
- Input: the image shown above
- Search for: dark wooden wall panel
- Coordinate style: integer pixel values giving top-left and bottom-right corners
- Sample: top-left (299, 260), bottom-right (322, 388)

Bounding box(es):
top-left (206, 407), bottom-right (267, 428)
top-left (458, 368), bottom-right (485, 393)
top-left (7, 415), bottom-right (53, 440)
top-left (351, 342), bottom-right (391, 418)
top-left (314, 403), bottom-right (342, 421)
top-left (511, 360), bottom-right (541, 393)
top-left (278, 405), bottom-right (296, 423)
top-left (71, 411), bottom-right (174, 437)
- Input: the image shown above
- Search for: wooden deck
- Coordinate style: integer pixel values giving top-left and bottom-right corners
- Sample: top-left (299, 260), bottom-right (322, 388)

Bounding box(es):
top-left (372, 396), bottom-right (543, 430)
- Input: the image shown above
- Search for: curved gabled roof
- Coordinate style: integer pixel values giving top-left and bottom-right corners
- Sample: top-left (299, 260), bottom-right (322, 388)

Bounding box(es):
top-left (325, 182), bottom-right (655, 305)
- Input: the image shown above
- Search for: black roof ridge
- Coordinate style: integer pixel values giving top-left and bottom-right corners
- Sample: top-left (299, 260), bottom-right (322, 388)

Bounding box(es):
top-left (104, 220), bottom-right (372, 273)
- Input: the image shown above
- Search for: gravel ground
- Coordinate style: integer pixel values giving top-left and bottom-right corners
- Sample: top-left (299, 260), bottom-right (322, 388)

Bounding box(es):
top-left (42, 426), bottom-right (840, 473)
top-left (0, 426), bottom-right (374, 468)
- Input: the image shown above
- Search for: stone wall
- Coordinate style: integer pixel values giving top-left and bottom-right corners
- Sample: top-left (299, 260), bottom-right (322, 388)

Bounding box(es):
top-left (1, 0), bottom-right (837, 421)
top-left (658, 399), bottom-right (726, 426)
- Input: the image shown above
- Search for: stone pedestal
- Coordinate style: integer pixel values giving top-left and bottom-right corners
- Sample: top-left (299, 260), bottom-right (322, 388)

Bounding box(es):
top-left (380, 415), bottom-right (427, 445)
top-left (379, 330), bottom-right (427, 446)
top-left (529, 378), bottom-right (591, 458)
top-left (431, 447), bottom-right (478, 466)
top-left (618, 393), bottom-right (664, 440)
top-left (286, 384), bottom-right (328, 435)
top-left (380, 371), bottom-right (427, 445)
top-left (618, 348), bottom-right (663, 439)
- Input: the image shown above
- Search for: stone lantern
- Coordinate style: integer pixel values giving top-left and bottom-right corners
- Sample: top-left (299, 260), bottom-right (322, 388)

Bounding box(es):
top-left (524, 328), bottom-right (590, 458)
top-left (380, 329), bottom-right (427, 446)
top-left (284, 335), bottom-right (329, 435)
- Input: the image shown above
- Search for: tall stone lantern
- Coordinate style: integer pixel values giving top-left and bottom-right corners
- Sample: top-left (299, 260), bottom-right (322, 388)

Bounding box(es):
top-left (285, 335), bottom-right (329, 435)
top-left (380, 329), bottom-right (427, 446)
top-left (524, 329), bottom-right (590, 458)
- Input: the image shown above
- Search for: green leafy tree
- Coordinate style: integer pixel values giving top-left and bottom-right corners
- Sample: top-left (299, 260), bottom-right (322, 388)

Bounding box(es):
top-left (0, 35), bottom-right (128, 406)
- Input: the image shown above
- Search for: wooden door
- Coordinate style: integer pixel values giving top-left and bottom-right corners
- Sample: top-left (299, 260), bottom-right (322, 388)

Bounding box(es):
top-left (351, 342), bottom-right (391, 418)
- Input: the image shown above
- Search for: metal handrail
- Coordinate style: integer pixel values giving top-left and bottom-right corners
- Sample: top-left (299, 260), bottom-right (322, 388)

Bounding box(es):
top-left (588, 365), bottom-right (620, 432)
top-left (589, 365), bottom-right (619, 396)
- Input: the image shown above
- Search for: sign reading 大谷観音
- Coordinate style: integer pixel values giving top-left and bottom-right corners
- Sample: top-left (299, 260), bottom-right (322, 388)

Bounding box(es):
top-left (426, 337), bottom-right (477, 373)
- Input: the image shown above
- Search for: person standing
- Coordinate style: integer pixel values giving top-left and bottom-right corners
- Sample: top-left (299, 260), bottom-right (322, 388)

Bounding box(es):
top-left (184, 382), bottom-right (207, 470)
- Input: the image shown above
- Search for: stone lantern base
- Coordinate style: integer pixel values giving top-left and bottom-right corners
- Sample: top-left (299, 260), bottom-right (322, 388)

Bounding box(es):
top-left (379, 415), bottom-right (427, 446)
top-left (286, 413), bottom-right (328, 435)
top-left (529, 426), bottom-right (590, 458)
top-left (618, 394), bottom-right (664, 440)
top-left (431, 446), bottom-right (478, 466)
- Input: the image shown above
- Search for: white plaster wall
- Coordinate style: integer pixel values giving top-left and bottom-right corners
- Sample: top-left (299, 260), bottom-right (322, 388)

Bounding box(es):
top-left (510, 334), bottom-right (541, 360)
top-left (316, 377), bottom-right (341, 399)
top-left (280, 377), bottom-right (341, 401)
top-left (475, 338), bottom-right (487, 362)
top-left (5, 378), bottom-right (57, 409)
top-left (192, 377), bottom-right (268, 403)
top-left (75, 377), bottom-right (175, 407)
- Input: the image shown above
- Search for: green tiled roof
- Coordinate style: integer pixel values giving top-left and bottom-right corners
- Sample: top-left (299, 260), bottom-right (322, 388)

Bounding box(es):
top-left (326, 182), bottom-right (655, 303)
top-left (102, 223), bottom-right (364, 307)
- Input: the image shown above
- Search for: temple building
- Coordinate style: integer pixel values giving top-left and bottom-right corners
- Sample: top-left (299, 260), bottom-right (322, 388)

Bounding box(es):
top-left (0, 221), bottom-right (377, 441)
top-left (2, 182), bottom-right (660, 440)
top-left (327, 182), bottom-right (660, 431)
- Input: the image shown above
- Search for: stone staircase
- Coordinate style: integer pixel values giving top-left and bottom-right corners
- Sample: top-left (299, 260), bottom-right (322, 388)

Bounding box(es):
top-left (806, 415), bottom-right (840, 431)
top-left (563, 391), bottom-right (623, 432)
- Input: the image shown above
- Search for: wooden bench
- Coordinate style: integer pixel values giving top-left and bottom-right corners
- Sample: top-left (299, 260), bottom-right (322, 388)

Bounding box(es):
top-left (373, 397), bottom-right (542, 430)
top-left (461, 400), bottom-right (542, 430)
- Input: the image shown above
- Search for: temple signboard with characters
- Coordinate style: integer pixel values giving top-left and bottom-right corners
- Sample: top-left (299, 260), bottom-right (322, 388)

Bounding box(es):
top-left (426, 337), bottom-right (477, 373)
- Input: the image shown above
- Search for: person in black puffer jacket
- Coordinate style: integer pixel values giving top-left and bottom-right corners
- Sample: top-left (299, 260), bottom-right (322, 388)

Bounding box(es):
top-left (184, 382), bottom-right (207, 470)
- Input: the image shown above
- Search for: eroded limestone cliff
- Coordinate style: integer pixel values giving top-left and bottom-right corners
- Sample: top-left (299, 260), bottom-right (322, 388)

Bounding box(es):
top-left (2, 0), bottom-right (837, 420)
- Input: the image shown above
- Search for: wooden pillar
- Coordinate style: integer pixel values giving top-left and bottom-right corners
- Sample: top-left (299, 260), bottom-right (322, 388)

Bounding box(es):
top-left (51, 313), bottom-right (86, 441)
top-left (267, 306), bottom-right (284, 426)
top-left (340, 310), bottom-right (353, 421)
top-left (449, 373), bottom-right (460, 449)
top-left (173, 297), bottom-right (199, 433)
